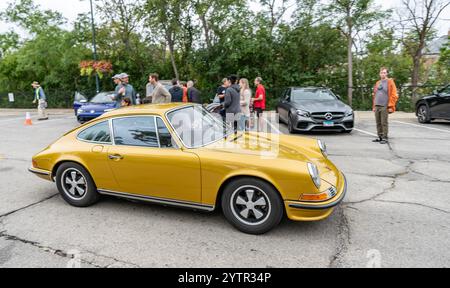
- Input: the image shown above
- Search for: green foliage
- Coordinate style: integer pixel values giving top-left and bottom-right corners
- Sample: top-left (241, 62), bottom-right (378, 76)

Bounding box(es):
top-left (0, 0), bottom-right (446, 111)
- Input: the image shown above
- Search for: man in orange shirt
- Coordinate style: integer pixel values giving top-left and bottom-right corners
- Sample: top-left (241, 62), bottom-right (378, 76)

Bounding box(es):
top-left (372, 67), bottom-right (399, 144)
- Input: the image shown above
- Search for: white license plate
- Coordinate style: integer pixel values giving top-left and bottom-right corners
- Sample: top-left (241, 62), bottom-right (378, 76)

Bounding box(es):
top-left (323, 121), bottom-right (334, 127)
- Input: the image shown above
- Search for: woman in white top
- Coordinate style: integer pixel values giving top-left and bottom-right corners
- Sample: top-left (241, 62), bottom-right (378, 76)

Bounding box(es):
top-left (239, 78), bottom-right (252, 131)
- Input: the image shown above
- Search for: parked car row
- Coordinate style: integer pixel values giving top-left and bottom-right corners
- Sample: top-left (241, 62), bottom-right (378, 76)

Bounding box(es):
top-left (73, 84), bottom-right (449, 129)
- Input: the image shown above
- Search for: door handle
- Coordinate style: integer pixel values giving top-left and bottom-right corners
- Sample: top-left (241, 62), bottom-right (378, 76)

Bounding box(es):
top-left (108, 154), bottom-right (124, 160)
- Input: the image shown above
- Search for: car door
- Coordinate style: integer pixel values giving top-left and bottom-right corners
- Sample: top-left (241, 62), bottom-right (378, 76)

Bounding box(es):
top-left (439, 86), bottom-right (450, 119)
top-left (106, 115), bottom-right (202, 203)
top-left (278, 89), bottom-right (291, 122)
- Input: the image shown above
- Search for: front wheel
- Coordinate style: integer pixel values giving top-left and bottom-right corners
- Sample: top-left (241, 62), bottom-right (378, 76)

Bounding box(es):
top-left (287, 114), bottom-right (296, 134)
top-left (221, 178), bottom-right (284, 235)
top-left (56, 162), bottom-right (100, 207)
top-left (417, 105), bottom-right (431, 123)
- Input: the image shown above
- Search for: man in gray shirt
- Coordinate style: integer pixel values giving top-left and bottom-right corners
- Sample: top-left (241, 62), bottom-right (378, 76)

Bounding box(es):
top-left (224, 75), bottom-right (241, 133)
top-left (372, 67), bottom-right (398, 144)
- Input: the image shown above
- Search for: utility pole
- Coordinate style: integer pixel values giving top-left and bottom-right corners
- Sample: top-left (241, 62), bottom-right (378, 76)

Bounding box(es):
top-left (90, 0), bottom-right (100, 93)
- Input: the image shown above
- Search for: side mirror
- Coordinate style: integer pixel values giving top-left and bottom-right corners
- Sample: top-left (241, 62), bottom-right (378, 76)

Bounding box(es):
top-left (336, 95), bottom-right (342, 100)
top-left (433, 90), bottom-right (439, 96)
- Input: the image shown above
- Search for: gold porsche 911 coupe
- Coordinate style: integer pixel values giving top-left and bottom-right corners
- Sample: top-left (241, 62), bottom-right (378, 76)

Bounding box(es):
top-left (29, 103), bottom-right (347, 234)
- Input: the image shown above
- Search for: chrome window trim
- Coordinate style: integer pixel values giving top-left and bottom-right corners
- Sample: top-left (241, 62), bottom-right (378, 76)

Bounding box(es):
top-left (165, 104), bottom-right (234, 149)
top-left (76, 120), bottom-right (113, 145)
top-left (154, 116), bottom-right (161, 148)
top-left (109, 114), bottom-right (178, 149)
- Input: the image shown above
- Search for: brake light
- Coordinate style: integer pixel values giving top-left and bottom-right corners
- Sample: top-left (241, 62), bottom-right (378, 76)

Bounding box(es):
top-left (32, 159), bottom-right (38, 168)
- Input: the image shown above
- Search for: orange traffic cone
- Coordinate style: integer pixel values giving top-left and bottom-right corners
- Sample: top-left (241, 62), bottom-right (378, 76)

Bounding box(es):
top-left (25, 112), bottom-right (32, 126)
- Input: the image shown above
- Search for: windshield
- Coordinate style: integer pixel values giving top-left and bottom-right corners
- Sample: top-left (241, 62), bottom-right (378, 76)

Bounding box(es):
top-left (291, 89), bottom-right (337, 102)
top-left (91, 92), bottom-right (115, 103)
top-left (167, 106), bottom-right (233, 148)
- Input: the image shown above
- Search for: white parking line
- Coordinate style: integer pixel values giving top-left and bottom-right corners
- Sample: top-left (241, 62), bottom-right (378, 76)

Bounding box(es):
top-left (353, 128), bottom-right (378, 137)
top-left (392, 121), bottom-right (450, 134)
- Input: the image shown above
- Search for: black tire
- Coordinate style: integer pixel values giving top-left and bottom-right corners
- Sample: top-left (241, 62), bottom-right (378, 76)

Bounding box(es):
top-left (221, 178), bottom-right (284, 235)
top-left (417, 105), bottom-right (431, 124)
top-left (56, 162), bottom-right (100, 207)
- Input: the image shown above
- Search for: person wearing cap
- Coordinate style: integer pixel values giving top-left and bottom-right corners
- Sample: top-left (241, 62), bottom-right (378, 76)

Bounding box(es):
top-left (111, 74), bottom-right (124, 104)
top-left (116, 73), bottom-right (137, 105)
top-left (31, 81), bottom-right (48, 121)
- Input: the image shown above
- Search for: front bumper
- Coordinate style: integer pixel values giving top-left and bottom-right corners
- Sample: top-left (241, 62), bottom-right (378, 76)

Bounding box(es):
top-left (285, 173), bottom-right (347, 221)
top-left (292, 115), bottom-right (354, 132)
top-left (77, 112), bottom-right (104, 122)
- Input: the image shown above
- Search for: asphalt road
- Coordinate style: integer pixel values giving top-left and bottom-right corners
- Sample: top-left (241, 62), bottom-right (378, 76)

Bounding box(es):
top-left (0, 109), bottom-right (449, 268)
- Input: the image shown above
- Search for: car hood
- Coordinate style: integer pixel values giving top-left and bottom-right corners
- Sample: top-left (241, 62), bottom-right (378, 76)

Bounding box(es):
top-left (80, 102), bottom-right (117, 110)
top-left (201, 132), bottom-right (321, 163)
top-left (291, 100), bottom-right (350, 113)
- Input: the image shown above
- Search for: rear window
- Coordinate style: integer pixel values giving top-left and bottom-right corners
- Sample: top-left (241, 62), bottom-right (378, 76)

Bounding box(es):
top-left (78, 121), bottom-right (111, 143)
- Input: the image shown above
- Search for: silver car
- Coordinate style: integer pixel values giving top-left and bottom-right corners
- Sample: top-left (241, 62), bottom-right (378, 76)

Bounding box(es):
top-left (276, 87), bottom-right (354, 133)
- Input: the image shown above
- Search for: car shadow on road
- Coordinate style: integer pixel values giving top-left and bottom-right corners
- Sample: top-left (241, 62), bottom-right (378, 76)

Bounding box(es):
top-left (97, 195), bottom-right (336, 237)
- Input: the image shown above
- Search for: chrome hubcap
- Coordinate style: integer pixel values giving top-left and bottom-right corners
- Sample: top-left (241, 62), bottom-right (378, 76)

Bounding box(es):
top-left (61, 169), bottom-right (87, 200)
top-left (231, 186), bottom-right (271, 226)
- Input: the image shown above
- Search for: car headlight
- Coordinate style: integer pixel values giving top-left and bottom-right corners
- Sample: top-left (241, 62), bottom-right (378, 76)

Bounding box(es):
top-left (318, 140), bottom-right (327, 156)
top-left (297, 110), bottom-right (310, 117)
top-left (345, 110), bottom-right (354, 117)
top-left (77, 108), bottom-right (84, 114)
top-left (307, 162), bottom-right (321, 189)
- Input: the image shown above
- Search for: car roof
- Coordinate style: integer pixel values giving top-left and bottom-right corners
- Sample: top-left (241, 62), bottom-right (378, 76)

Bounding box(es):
top-left (96, 103), bottom-right (195, 119)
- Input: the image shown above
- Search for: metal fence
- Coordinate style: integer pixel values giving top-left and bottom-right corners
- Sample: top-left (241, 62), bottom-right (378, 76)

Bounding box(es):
top-left (0, 84), bottom-right (447, 111)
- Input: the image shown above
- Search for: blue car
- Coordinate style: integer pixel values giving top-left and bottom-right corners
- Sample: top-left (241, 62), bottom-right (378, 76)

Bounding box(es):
top-left (75, 91), bottom-right (119, 123)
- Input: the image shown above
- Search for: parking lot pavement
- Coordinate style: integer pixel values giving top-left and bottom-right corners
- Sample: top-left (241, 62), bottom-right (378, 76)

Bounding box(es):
top-left (1, 109), bottom-right (449, 268)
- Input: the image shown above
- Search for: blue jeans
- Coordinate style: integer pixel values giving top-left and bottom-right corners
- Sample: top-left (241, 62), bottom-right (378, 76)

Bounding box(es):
top-left (239, 115), bottom-right (249, 131)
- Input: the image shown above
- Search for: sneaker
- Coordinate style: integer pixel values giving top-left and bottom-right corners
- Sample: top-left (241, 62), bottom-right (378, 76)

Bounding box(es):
top-left (380, 139), bottom-right (388, 144)
top-left (372, 138), bottom-right (382, 143)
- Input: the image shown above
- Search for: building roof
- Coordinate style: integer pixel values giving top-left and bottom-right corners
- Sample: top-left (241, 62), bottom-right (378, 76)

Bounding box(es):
top-left (424, 34), bottom-right (449, 55)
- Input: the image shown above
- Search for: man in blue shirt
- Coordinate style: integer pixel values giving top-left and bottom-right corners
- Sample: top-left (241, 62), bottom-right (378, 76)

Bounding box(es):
top-left (31, 81), bottom-right (48, 120)
top-left (118, 73), bottom-right (137, 105)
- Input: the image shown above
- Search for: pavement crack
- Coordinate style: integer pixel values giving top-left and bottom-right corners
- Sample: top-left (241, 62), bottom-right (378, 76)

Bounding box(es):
top-left (0, 194), bottom-right (59, 219)
top-left (328, 206), bottom-right (351, 268)
top-left (0, 230), bottom-right (140, 268)
top-left (373, 200), bottom-right (450, 214)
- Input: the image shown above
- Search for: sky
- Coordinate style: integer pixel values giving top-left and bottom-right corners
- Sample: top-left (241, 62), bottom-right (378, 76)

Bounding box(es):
top-left (0, 0), bottom-right (449, 37)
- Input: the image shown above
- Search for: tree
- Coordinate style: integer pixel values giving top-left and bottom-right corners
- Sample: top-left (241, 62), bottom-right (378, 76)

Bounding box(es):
top-left (397, 0), bottom-right (450, 98)
top-left (326, 0), bottom-right (386, 106)
top-left (144, 0), bottom-right (190, 80)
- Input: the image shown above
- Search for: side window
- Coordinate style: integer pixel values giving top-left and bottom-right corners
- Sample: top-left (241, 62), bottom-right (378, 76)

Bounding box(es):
top-left (285, 89), bottom-right (291, 101)
top-left (113, 117), bottom-right (159, 147)
top-left (78, 121), bottom-right (111, 143)
top-left (157, 118), bottom-right (177, 148)
top-left (441, 86), bottom-right (450, 96)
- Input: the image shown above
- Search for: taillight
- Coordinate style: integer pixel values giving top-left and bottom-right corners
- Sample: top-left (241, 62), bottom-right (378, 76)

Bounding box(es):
top-left (32, 159), bottom-right (38, 168)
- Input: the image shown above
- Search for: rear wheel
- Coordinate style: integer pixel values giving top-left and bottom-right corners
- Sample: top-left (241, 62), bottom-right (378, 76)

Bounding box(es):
top-left (56, 162), bottom-right (100, 207)
top-left (417, 105), bottom-right (431, 123)
top-left (221, 178), bottom-right (284, 235)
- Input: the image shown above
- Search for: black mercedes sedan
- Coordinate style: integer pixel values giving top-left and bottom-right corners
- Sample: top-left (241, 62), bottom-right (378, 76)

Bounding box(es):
top-left (276, 87), bottom-right (354, 133)
top-left (415, 85), bottom-right (450, 124)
